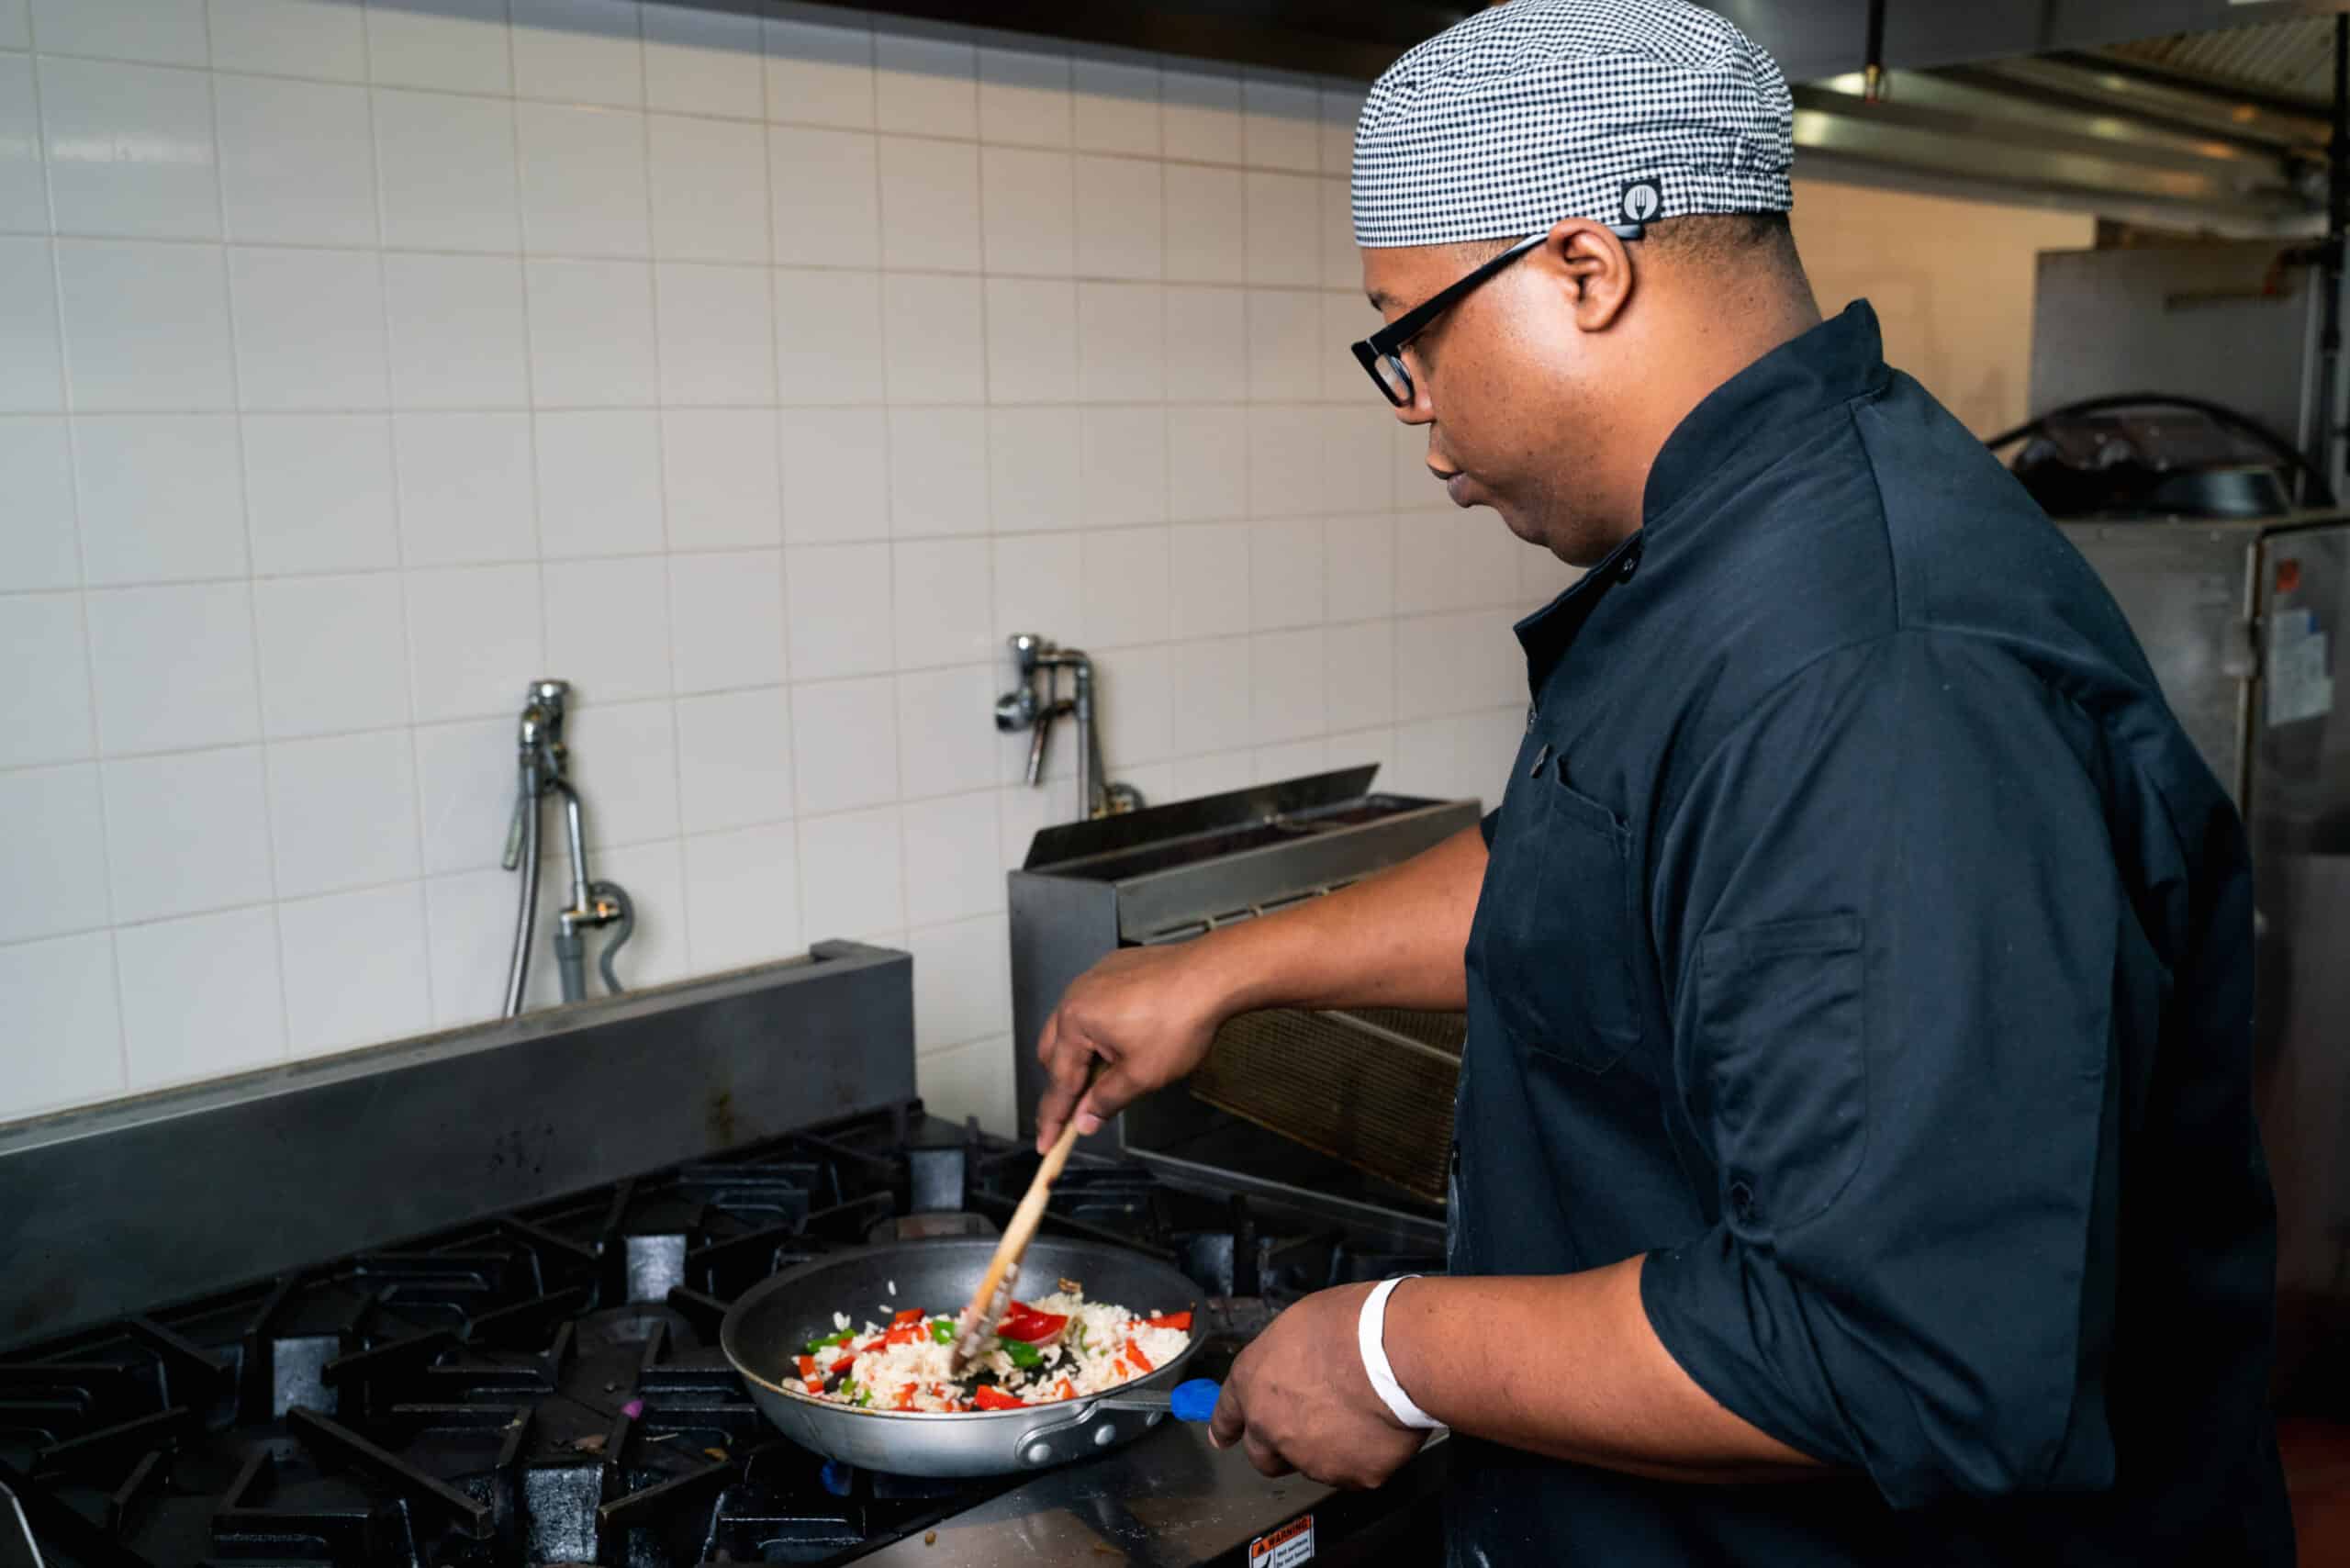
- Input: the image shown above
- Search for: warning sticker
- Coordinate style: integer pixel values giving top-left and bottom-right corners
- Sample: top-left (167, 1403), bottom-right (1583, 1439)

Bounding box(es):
top-left (1248, 1513), bottom-right (1315, 1567)
top-left (2268, 607), bottom-right (2335, 728)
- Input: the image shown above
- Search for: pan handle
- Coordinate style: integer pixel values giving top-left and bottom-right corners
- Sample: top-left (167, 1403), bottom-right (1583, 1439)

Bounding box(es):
top-left (1090, 1378), bottom-right (1221, 1422)
top-left (1009, 1379), bottom-right (1222, 1467)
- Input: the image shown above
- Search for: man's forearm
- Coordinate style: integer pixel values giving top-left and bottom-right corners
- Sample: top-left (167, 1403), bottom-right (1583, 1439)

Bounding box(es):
top-left (1189, 823), bottom-right (1488, 1015)
top-left (1383, 1262), bottom-right (1831, 1484)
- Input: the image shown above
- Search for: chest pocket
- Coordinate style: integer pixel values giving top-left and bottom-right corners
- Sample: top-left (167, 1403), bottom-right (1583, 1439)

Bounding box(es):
top-left (1475, 748), bottom-right (1647, 1075)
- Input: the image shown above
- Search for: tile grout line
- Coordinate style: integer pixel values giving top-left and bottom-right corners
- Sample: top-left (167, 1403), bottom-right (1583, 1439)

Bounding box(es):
top-left (488, 0), bottom-right (554, 1016)
top-left (348, 0), bottom-right (445, 1040)
top-left (29, 21), bottom-right (132, 1103)
top-left (655, 0), bottom-right (711, 977)
top-left (201, 0), bottom-right (304, 1079)
top-left (0, 224), bottom-right (1360, 299)
top-left (875, 27), bottom-right (917, 947)
top-left (762, 66), bottom-right (814, 972)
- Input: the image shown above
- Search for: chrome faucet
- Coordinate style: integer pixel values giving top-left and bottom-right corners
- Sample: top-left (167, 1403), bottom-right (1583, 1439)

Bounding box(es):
top-left (501, 680), bottom-right (634, 1017)
top-left (995, 634), bottom-right (1144, 821)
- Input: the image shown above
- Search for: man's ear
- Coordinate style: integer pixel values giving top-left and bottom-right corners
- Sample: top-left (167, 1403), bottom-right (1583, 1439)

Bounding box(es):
top-left (1539, 218), bottom-right (1634, 331)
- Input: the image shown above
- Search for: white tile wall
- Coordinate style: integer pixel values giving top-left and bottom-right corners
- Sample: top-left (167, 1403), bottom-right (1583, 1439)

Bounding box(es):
top-left (75, 412), bottom-right (247, 583)
top-left (253, 571), bottom-right (409, 735)
top-left (518, 101), bottom-right (651, 258)
top-left (536, 408), bottom-right (664, 555)
top-left (0, 55), bottom-right (44, 233)
top-left (0, 763), bottom-right (108, 944)
top-left (661, 406), bottom-right (781, 546)
top-left (100, 745), bottom-right (274, 922)
top-left (644, 4), bottom-right (759, 121)
top-left (216, 76), bottom-right (377, 246)
top-left (373, 86), bottom-right (520, 252)
top-left (385, 252), bottom-right (531, 409)
top-left (39, 56), bottom-right (220, 241)
top-left (0, 419), bottom-right (77, 590)
top-left (0, 0), bottom-right (1546, 1135)
top-left (367, 0), bottom-right (509, 93)
top-left (207, 0), bottom-right (366, 81)
top-left (0, 932), bottom-right (127, 1115)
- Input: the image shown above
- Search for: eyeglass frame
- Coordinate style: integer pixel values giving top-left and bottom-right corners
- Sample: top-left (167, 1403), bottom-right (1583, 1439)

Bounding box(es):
top-left (1348, 219), bottom-right (1647, 408)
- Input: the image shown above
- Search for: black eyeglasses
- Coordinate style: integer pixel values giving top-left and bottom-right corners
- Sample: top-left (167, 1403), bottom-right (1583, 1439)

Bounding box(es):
top-left (1348, 222), bottom-right (1645, 407)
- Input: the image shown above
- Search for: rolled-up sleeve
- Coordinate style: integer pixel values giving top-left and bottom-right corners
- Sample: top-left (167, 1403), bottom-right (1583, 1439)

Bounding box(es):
top-left (1639, 630), bottom-right (2136, 1507)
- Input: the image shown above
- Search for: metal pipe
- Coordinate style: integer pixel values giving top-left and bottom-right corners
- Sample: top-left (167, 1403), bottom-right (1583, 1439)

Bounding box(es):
top-left (552, 780), bottom-right (593, 1005)
top-left (556, 780), bottom-right (591, 918)
top-left (501, 763), bottom-right (541, 1019)
top-left (1073, 657), bottom-right (1102, 821)
top-left (993, 634), bottom-right (1141, 823)
top-left (2318, 13), bottom-right (2348, 505)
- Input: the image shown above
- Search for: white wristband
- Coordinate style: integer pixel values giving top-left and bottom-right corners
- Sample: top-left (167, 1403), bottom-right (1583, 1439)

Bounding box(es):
top-left (1358, 1275), bottom-right (1442, 1430)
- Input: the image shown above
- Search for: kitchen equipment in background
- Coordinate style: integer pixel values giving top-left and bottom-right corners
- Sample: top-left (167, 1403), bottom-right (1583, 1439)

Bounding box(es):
top-left (502, 679), bottom-right (633, 1017)
top-left (2026, 241), bottom-right (2344, 508)
top-left (2058, 511), bottom-right (2350, 1420)
top-left (1997, 395), bottom-right (2330, 521)
top-left (0, 946), bottom-right (919, 1348)
top-left (993, 633), bottom-right (1144, 823)
top-left (722, 1237), bottom-right (1214, 1477)
top-left (0, 936), bottom-right (1449, 1566)
top-left (1009, 766), bottom-right (1480, 1213)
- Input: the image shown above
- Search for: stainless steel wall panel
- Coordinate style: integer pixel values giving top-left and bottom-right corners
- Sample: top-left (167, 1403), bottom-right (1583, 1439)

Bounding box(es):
top-left (0, 944), bottom-right (915, 1347)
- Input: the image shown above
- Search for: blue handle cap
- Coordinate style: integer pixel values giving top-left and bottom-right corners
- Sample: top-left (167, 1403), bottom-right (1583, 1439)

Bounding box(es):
top-left (1169, 1378), bottom-right (1221, 1423)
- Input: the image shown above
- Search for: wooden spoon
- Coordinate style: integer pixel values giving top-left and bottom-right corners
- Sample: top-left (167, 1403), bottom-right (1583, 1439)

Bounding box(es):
top-left (950, 1067), bottom-right (1096, 1372)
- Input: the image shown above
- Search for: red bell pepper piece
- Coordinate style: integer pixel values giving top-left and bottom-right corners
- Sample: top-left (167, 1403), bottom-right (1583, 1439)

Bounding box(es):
top-left (1144, 1311), bottom-right (1192, 1332)
top-left (829, 1355), bottom-right (855, 1374)
top-left (972, 1385), bottom-right (1028, 1410)
top-left (996, 1302), bottom-right (1069, 1342)
top-left (890, 1308), bottom-right (924, 1327)
top-left (1124, 1338), bottom-right (1154, 1372)
top-left (892, 1383), bottom-right (917, 1411)
top-left (796, 1355), bottom-right (818, 1381)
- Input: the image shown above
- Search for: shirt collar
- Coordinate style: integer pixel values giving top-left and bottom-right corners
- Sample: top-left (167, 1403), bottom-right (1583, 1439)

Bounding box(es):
top-left (1509, 300), bottom-right (1890, 682)
top-left (1643, 299), bottom-right (1890, 526)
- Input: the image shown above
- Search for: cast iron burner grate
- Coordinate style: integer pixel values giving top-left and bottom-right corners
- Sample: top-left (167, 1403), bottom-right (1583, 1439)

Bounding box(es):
top-left (0, 1103), bottom-right (1443, 1566)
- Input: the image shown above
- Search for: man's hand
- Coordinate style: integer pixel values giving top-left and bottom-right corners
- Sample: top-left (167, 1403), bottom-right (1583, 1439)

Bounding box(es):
top-left (1207, 1282), bottom-right (1429, 1489)
top-left (1033, 942), bottom-right (1235, 1152)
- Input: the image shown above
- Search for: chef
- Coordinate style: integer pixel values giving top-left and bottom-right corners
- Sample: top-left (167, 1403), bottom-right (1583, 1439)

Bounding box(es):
top-left (1029, 1), bottom-right (2293, 1562)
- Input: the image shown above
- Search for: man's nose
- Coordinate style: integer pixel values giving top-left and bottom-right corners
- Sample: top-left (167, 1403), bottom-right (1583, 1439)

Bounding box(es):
top-left (1390, 381), bottom-right (1436, 428)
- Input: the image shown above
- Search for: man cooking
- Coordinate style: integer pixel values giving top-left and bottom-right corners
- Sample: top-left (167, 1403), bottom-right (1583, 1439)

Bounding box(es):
top-left (1028, 1), bottom-right (2292, 1562)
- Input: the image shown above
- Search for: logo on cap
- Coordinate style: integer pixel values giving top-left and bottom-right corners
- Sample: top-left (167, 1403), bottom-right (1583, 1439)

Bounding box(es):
top-left (1619, 179), bottom-right (1662, 226)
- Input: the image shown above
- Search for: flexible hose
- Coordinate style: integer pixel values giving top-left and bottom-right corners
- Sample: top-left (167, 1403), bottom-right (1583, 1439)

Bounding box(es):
top-left (592, 880), bottom-right (633, 995)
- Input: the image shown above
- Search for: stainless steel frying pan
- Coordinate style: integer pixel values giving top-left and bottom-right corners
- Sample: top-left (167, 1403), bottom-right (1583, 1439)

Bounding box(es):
top-left (720, 1238), bottom-right (1217, 1478)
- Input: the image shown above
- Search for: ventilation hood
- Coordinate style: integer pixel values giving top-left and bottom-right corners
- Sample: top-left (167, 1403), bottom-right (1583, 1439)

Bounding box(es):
top-left (658, 0), bottom-right (2345, 231)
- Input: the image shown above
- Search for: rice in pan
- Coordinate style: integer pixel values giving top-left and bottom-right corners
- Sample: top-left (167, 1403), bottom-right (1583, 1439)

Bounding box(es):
top-left (788, 1287), bottom-right (1192, 1413)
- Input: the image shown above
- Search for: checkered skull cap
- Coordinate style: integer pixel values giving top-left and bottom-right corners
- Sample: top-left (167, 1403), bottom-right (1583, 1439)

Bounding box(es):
top-left (1352, 0), bottom-right (1795, 248)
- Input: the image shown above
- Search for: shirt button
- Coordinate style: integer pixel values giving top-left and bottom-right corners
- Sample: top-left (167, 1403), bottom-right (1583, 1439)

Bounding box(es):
top-left (1619, 552), bottom-right (1640, 581)
top-left (1525, 703), bottom-right (1537, 732)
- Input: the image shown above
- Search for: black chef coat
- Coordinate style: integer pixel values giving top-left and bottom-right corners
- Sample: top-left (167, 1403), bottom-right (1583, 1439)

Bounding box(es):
top-left (1445, 301), bottom-right (2290, 1565)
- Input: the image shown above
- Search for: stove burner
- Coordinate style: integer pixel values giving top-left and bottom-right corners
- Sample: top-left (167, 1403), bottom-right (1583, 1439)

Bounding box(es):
top-left (0, 1104), bottom-right (1444, 1566)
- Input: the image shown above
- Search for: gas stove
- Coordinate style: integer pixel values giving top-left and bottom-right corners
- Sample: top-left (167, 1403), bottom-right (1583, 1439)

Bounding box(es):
top-left (0, 1103), bottom-right (1449, 1566)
